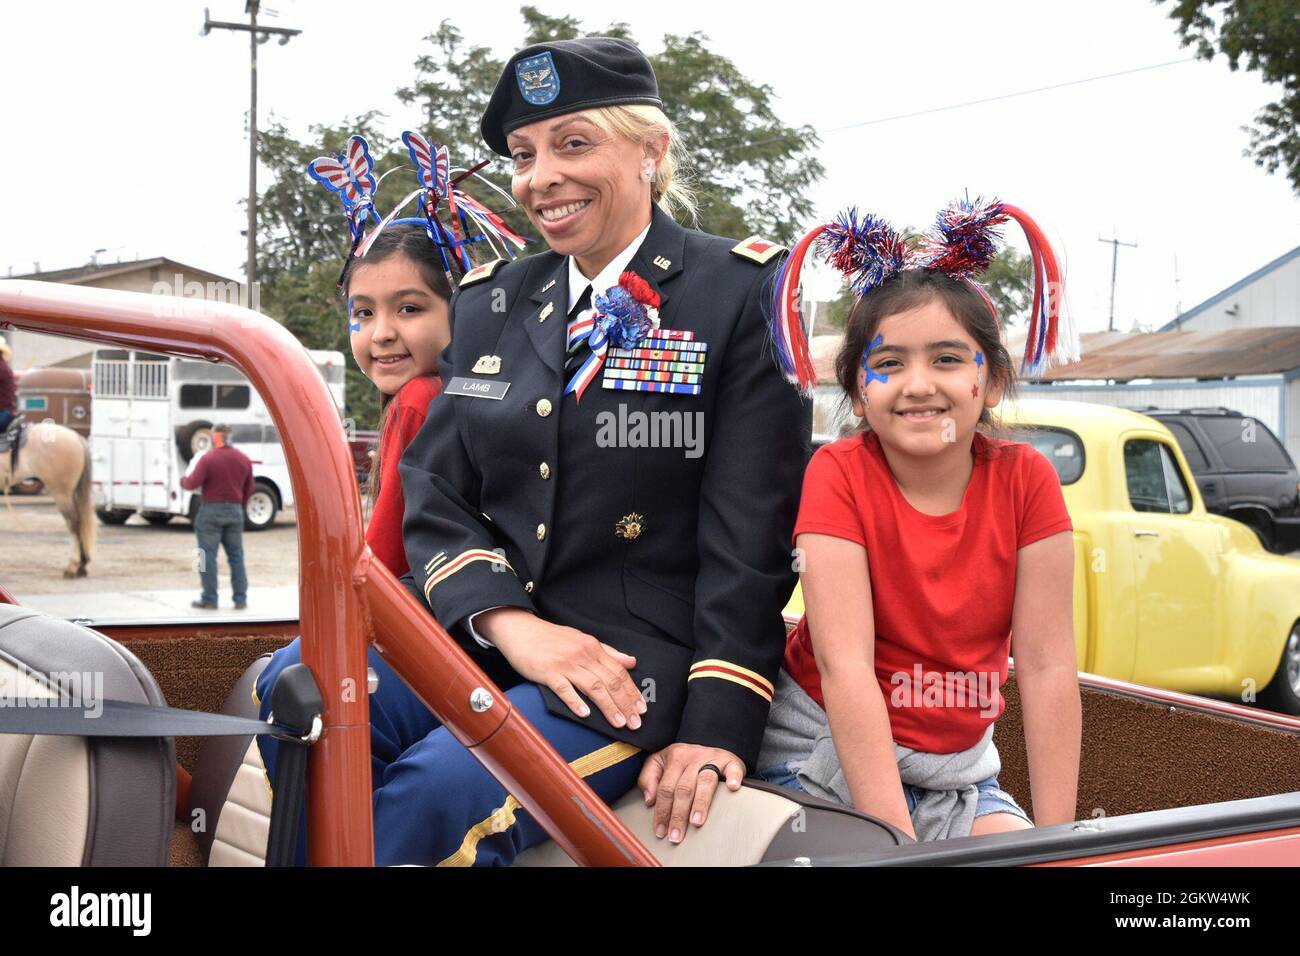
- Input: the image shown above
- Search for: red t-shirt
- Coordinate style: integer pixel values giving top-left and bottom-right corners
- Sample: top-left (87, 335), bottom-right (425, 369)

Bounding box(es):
top-left (784, 429), bottom-right (1073, 753)
top-left (366, 374), bottom-right (443, 576)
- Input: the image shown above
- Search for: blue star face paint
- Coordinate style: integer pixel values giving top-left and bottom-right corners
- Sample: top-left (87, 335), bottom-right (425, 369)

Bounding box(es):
top-left (859, 333), bottom-right (889, 410)
top-left (347, 297), bottom-right (361, 333)
top-left (974, 350), bottom-right (985, 387)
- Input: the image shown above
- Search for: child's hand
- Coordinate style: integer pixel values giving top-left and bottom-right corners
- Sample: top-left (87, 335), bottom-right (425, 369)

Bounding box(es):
top-left (479, 608), bottom-right (646, 731)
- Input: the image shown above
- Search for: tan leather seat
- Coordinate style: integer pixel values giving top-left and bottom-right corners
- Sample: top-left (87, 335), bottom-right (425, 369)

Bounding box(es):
top-left (189, 655), bottom-right (272, 866)
top-left (0, 605), bottom-right (174, 866)
top-left (514, 780), bottom-right (908, 866)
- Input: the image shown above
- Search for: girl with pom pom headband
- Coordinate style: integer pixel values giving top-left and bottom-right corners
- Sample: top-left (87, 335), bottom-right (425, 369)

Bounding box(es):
top-left (770, 198), bottom-right (1079, 391)
top-left (308, 132), bottom-right (529, 290)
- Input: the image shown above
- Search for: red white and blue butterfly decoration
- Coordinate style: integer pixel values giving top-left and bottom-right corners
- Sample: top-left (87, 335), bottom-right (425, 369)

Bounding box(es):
top-left (307, 135), bottom-right (380, 248)
top-left (354, 130), bottom-right (528, 274)
top-left (308, 130), bottom-right (528, 290)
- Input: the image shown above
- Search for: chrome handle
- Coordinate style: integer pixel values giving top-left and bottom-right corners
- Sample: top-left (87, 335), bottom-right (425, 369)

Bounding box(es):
top-left (1133, 530), bottom-right (1160, 538)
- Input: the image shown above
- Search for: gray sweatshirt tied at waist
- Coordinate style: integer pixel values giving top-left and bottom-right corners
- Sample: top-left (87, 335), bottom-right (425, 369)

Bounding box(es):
top-left (757, 669), bottom-right (1004, 841)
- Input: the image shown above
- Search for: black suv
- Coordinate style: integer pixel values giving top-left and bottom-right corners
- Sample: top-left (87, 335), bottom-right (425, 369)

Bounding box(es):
top-left (1132, 407), bottom-right (1300, 554)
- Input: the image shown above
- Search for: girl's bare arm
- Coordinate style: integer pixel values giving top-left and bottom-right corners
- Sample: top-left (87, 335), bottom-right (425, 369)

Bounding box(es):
top-left (1010, 530), bottom-right (1081, 826)
top-left (799, 532), bottom-right (916, 839)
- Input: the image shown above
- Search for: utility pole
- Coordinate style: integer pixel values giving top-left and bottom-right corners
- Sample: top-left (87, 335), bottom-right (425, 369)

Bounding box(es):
top-left (202, 3), bottom-right (301, 290)
top-left (1098, 230), bottom-right (1138, 332)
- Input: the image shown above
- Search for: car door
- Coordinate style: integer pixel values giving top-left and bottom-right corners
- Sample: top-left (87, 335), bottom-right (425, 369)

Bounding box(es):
top-left (1162, 418), bottom-right (1226, 514)
top-left (1121, 434), bottom-right (1226, 692)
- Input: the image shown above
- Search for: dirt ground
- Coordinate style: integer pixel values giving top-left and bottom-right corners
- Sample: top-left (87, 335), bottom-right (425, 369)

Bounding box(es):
top-left (0, 496), bottom-right (301, 597)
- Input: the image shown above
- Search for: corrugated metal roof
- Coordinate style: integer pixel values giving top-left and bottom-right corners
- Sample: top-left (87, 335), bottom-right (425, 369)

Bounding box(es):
top-left (1034, 328), bottom-right (1300, 381)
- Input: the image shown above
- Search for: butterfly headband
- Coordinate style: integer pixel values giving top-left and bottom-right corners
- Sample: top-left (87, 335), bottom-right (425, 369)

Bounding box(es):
top-left (770, 197), bottom-right (1079, 392)
top-left (307, 132), bottom-right (529, 289)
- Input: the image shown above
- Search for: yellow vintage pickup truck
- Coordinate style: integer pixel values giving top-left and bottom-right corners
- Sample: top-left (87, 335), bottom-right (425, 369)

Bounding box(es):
top-left (789, 398), bottom-right (1300, 716)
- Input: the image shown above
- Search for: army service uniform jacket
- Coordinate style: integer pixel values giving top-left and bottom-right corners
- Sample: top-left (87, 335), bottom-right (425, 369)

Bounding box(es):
top-left (398, 206), bottom-right (811, 769)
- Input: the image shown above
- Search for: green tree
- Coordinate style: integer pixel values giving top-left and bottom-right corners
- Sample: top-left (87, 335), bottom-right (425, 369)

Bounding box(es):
top-left (1160, 0), bottom-right (1300, 194)
top-left (255, 8), bottom-right (823, 427)
top-left (981, 247), bottom-right (1034, 332)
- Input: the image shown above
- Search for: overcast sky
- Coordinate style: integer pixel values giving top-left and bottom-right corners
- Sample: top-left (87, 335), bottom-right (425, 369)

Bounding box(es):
top-left (3, 0), bottom-right (1297, 335)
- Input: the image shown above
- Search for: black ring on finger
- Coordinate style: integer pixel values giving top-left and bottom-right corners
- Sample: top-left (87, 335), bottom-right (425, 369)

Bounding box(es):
top-left (698, 763), bottom-right (725, 780)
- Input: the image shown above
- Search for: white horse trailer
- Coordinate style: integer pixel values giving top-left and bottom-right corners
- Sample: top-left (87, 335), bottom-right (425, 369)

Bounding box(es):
top-left (90, 348), bottom-right (346, 529)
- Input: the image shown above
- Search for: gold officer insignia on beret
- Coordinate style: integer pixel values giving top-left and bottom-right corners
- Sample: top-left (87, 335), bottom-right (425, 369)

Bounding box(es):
top-left (459, 259), bottom-right (506, 287)
top-left (730, 236), bottom-right (786, 265)
top-left (472, 355), bottom-right (502, 375)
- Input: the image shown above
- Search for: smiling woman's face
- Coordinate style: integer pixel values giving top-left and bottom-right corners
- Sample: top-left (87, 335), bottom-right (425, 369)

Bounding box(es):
top-left (507, 113), bottom-right (663, 275)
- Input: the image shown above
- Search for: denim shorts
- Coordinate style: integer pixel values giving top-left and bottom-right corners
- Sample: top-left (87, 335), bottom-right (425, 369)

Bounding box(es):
top-left (755, 762), bottom-right (1030, 826)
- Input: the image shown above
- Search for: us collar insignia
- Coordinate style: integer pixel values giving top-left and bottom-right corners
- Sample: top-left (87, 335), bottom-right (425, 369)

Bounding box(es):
top-left (615, 513), bottom-right (645, 541)
top-left (472, 355), bottom-right (502, 375)
top-left (541, 278), bottom-right (557, 293)
top-left (653, 255), bottom-right (671, 270)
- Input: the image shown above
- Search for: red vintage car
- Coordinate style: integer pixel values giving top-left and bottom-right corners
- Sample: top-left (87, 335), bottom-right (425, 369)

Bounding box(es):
top-left (1, 279), bottom-right (1297, 867)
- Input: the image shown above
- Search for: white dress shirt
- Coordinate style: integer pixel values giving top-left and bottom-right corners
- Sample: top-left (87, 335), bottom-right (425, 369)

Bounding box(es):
top-left (466, 222), bottom-right (653, 648)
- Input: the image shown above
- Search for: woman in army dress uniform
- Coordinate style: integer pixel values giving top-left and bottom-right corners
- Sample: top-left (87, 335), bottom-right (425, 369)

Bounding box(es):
top-left (286, 36), bottom-right (807, 867)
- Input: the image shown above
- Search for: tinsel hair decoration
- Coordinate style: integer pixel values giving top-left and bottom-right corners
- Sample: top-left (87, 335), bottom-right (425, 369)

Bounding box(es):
top-left (769, 196), bottom-right (1079, 391)
top-left (307, 132), bottom-right (529, 290)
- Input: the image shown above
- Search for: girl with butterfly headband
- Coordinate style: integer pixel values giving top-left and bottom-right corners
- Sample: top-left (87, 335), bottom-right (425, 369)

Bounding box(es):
top-left (253, 133), bottom-right (528, 863)
top-left (757, 199), bottom-right (1082, 842)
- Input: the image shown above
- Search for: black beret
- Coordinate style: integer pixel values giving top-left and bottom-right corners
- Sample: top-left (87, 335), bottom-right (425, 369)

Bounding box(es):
top-left (480, 37), bottom-right (663, 156)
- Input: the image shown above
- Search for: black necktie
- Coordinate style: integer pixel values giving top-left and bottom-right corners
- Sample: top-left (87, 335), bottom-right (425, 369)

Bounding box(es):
top-left (564, 284), bottom-right (594, 375)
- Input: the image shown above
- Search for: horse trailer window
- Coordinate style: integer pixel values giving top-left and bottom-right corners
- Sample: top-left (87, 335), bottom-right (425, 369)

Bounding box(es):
top-left (215, 384), bottom-right (251, 409)
top-left (179, 384), bottom-right (215, 409)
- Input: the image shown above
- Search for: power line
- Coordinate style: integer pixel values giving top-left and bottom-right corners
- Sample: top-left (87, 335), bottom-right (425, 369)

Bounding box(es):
top-left (725, 56), bottom-right (1198, 155)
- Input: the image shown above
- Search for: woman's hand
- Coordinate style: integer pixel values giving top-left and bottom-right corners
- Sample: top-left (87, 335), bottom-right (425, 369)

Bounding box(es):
top-left (638, 742), bottom-right (745, 844)
top-left (476, 607), bottom-right (647, 731)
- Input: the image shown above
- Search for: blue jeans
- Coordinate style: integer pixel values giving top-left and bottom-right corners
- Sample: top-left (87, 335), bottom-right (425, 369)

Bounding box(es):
top-left (195, 501), bottom-right (247, 606)
top-left (755, 763), bottom-right (1030, 829)
top-left (0, 410), bottom-right (14, 431)
top-left (254, 638), bottom-right (646, 867)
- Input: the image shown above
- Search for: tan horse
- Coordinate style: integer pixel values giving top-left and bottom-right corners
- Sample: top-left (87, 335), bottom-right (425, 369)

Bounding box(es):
top-left (1, 421), bottom-right (96, 577)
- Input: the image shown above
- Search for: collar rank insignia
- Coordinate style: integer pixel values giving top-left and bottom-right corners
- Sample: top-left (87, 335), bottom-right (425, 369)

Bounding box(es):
top-left (471, 355), bottom-right (502, 375)
top-left (538, 301), bottom-right (555, 323)
top-left (459, 259), bottom-right (506, 287)
top-left (730, 236), bottom-right (787, 265)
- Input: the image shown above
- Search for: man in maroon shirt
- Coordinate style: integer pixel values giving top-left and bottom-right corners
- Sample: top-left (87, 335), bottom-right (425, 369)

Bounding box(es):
top-left (181, 423), bottom-right (254, 609)
top-left (0, 335), bottom-right (17, 433)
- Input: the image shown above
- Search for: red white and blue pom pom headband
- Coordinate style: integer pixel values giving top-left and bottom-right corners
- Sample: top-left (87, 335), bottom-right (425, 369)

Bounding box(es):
top-left (770, 197), bottom-right (1079, 392)
top-left (307, 132), bottom-right (529, 289)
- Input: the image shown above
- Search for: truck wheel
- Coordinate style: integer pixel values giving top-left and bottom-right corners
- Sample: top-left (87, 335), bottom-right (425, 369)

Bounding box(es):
top-left (177, 421), bottom-right (214, 462)
top-left (1259, 622), bottom-right (1300, 716)
top-left (141, 511), bottom-right (173, 526)
top-left (95, 508), bottom-right (133, 526)
top-left (244, 480), bottom-right (279, 531)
